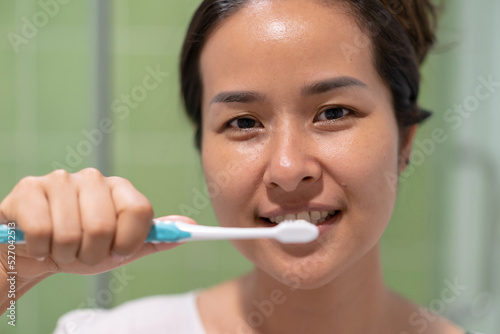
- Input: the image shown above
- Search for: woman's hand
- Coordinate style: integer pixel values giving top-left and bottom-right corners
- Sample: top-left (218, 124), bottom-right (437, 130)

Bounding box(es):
top-left (0, 168), bottom-right (194, 284)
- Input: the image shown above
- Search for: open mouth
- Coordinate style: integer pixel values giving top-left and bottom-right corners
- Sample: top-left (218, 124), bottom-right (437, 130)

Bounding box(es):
top-left (261, 210), bottom-right (341, 225)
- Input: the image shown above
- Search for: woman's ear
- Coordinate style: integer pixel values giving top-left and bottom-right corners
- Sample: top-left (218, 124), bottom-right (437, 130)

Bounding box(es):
top-left (399, 124), bottom-right (418, 174)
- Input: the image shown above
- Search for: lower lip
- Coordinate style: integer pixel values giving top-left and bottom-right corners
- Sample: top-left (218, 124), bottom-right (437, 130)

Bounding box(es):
top-left (314, 211), bottom-right (342, 235)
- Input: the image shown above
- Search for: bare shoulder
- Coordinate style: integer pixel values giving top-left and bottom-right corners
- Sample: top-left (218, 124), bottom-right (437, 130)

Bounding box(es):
top-left (385, 289), bottom-right (465, 334)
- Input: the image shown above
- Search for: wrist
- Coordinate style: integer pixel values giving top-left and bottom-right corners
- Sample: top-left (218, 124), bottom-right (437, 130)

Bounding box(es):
top-left (1, 268), bottom-right (53, 316)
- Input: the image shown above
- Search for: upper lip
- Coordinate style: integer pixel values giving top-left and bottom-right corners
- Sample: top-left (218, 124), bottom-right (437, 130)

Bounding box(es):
top-left (259, 203), bottom-right (342, 219)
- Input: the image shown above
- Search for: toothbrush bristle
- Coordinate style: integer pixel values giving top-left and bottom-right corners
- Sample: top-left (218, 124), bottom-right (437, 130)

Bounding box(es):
top-left (273, 219), bottom-right (319, 243)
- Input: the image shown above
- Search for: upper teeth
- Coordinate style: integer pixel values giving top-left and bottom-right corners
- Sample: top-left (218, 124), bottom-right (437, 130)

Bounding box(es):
top-left (268, 211), bottom-right (335, 225)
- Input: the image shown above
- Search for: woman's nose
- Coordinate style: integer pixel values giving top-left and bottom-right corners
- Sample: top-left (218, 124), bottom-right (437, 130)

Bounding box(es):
top-left (263, 130), bottom-right (322, 192)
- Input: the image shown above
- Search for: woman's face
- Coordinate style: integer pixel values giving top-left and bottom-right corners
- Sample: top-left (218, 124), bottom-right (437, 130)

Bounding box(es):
top-left (200, 0), bottom-right (407, 288)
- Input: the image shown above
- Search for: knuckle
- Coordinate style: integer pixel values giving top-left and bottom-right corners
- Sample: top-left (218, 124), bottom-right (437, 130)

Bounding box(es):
top-left (17, 176), bottom-right (41, 190)
top-left (107, 176), bottom-right (131, 187)
top-left (26, 224), bottom-right (52, 240)
top-left (84, 221), bottom-right (115, 238)
top-left (111, 245), bottom-right (134, 258)
top-left (78, 255), bottom-right (101, 266)
top-left (56, 258), bottom-right (75, 265)
top-left (52, 252), bottom-right (76, 265)
top-left (53, 229), bottom-right (81, 246)
top-left (50, 169), bottom-right (70, 180)
top-left (113, 235), bottom-right (143, 251)
top-left (128, 200), bottom-right (154, 220)
top-left (78, 167), bottom-right (103, 179)
top-left (28, 250), bottom-right (49, 259)
top-left (0, 196), bottom-right (10, 213)
top-left (45, 257), bottom-right (60, 272)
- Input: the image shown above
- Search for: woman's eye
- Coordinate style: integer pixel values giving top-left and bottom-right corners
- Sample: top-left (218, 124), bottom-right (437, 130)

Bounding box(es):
top-left (228, 117), bottom-right (261, 129)
top-left (315, 107), bottom-right (351, 122)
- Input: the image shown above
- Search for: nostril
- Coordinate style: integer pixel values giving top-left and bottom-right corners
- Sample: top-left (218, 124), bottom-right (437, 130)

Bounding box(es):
top-left (263, 157), bottom-right (322, 191)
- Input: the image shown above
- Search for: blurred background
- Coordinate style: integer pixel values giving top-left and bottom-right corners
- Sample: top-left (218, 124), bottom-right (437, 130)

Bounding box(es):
top-left (0, 0), bottom-right (498, 332)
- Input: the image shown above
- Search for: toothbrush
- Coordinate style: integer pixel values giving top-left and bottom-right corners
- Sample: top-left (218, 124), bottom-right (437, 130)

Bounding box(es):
top-left (0, 219), bottom-right (319, 244)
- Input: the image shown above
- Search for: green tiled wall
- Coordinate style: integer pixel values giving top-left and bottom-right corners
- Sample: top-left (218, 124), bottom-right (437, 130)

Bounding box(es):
top-left (0, 1), bottom-right (452, 332)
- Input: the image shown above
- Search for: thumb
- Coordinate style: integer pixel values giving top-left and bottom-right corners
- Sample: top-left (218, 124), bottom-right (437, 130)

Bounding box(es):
top-left (149, 215), bottom-right (198, 251)
top-left (155, 215), bottom-right (198, 226)
top-left (120, 215), bottom-right (198, 263)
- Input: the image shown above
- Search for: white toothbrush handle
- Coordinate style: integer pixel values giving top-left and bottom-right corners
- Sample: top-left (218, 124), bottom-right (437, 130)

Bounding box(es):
top-left (174, 221), bottom-right (278, 241)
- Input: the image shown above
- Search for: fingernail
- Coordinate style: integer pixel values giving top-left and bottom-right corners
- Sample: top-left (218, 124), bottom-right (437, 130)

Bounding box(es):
top-left (36, 256), bottom-right (46, 262)
top-left (111, 252), bottom-right (126, 263)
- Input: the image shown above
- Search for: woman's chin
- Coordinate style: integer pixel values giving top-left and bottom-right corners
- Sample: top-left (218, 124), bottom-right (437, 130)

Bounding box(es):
top-left (249, 236), bottom-right (382, 291)
top-left (263, 261), bottom-right (343, 291)
top-left (250, 245), bottom-right (352, 291)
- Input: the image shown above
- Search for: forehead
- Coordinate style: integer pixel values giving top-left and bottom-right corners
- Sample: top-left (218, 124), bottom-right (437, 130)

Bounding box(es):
top-left (200, 0), bottom-right (380, 100)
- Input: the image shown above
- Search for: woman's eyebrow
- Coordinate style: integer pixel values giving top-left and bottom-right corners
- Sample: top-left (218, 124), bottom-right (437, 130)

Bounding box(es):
top-left (210, 91), bottom-right (265, 104)
top-left (301, 76), bottom-right (368, 96)
top-left (210, 76), bottom-right (367, 105)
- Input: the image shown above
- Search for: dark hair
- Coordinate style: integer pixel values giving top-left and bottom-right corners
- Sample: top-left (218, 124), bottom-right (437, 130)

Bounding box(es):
top-left (180, 0), bottom-right (438, 149)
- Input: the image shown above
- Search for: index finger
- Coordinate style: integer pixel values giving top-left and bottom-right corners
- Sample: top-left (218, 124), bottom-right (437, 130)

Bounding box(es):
top-left (107, 177), bottom-right (154, 258)
top-left (0, 181), bottom-right (52, 258)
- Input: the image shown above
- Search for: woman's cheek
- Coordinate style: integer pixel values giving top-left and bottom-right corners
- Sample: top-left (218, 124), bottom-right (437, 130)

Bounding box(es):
top-left (202, 139), bottom-right (264, 228)
top-left (343, 128), bottom-right (399, 229)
